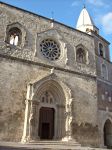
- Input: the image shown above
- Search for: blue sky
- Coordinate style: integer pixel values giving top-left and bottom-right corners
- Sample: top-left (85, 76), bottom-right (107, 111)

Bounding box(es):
top-left (1, 0), bottom-right (112, 60)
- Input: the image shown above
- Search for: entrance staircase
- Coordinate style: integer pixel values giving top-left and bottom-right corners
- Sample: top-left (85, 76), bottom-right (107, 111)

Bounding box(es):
top-left (0, 141), bottom-right (108, 150)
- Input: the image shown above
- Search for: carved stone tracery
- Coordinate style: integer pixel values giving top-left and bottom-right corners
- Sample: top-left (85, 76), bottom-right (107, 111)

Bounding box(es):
top-left (40, 39), bottom-right (60, 61)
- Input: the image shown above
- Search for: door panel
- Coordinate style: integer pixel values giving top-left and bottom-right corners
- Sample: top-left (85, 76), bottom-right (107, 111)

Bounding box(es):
top-left (39, 107), bottom-right (54, 139)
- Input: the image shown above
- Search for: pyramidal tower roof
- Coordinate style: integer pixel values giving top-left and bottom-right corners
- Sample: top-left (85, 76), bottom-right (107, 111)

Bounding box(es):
top-left (76, 7), bottom-right (99, 34)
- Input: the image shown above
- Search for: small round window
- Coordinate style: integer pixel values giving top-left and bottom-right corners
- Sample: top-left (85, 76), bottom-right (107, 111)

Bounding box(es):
top-left (40, 39), bottom-right (60, 61)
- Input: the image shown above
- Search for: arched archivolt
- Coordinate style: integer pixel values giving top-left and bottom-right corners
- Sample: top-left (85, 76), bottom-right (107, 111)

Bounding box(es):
top-left (103, 119), bottom-right (112, 148)
top-left (33, 79), bottom-right (65, 105)
top-left (28, 73), bottom-right (72, 103)
top-left (22, 73), bottom-right (73, 142)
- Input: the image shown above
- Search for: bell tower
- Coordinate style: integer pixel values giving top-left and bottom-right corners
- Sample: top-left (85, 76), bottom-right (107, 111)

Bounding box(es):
top-left (76, 6), bottom-right (99, 35)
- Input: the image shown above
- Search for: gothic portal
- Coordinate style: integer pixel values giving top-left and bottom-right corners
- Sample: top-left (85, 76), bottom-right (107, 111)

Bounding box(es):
top-left (1, 2), bottom-right (112, 148)
top-left (22, 77), bottom-right (73, 142)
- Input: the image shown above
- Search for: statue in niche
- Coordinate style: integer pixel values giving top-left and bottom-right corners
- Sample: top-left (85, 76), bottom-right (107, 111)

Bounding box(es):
top-left (76, 48), bottom-right (86, 64)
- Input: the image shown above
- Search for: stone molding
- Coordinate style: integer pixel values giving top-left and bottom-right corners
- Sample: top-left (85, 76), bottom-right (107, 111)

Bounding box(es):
top-left (0, 54), bottom-right (96, 80)
top-left (22, 72), bottom-right (76, 142)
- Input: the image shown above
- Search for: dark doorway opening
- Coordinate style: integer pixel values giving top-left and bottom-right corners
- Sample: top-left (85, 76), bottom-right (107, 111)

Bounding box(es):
top-left (104, 119), bottom-right (112, 148)
top-left (41, 123), bottom-right (50, 139)
top-left (38, 107), bottom-right (55, 140)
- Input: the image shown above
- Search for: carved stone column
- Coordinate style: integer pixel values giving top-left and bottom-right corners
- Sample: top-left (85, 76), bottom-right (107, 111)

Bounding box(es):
top-left (21, 99), bottom-right (40, 143)
top-left (54, 104), bottom-right (59, 139)
top-left (56, 104), bottom-right (65, 139)
top-left (62, 98), bottom-right (74, 141)
top-left (21, 99), bottom-right (31, 142)
top-left (34, 101), bottom-right (40, 140)
top-left (60, 105), bottom-right (65, 139)
top-left (28, 100), bottom-right (39, 141)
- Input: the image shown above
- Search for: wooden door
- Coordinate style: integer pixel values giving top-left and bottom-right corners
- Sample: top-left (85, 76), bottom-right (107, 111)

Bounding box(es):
top-left (39, 107), bottom-right (54, 139)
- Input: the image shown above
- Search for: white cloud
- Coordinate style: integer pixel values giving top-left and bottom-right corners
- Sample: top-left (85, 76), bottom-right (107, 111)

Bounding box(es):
top-left (71, 1), bottom-right (79, 7)
top-left (102, 12), bottom-right (112, 34)
top-left (86, 0), bottom-right (105, 6)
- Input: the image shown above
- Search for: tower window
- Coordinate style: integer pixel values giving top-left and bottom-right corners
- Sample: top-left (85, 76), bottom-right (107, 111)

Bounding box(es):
top-left (7, 27), bottom-right (22, 46)
top-left (76, 48), bottom-right (86, 64)
top-left (99, 43), bottom-right (104, 57)
top-left (101, 64), bottom-right (108, 80)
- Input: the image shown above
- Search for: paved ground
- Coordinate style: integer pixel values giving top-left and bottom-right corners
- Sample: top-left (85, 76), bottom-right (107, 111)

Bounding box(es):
top-left (0, 142), bottom-right (110, 150)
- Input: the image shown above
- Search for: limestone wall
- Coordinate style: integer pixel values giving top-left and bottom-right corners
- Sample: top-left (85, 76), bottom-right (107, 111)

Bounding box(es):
top-left (0, 2), bottom-right (99, 147)
top-left (0, 56), bottom-right (98, 145)
top-left (0, 56), bottom-right (49, 141)
top-left (0, 2), bottom-right (96, 76)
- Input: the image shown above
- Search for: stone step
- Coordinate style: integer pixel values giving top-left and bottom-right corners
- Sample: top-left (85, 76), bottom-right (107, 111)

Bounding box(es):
top-left (27, 140), bottom-right (80, 146)
top-left (0, 142), bottom-right (108, 150)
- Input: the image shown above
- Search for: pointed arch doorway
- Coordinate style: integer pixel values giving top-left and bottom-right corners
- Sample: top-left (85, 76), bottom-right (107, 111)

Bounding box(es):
top-left (34, 80), bottom-right (66, 141)
top-left (38, 107), bottom-right (55, 140)
top-left (22, 77), bottom-right (74, 143)
top-left (104, 119), bottom-right (112, 148)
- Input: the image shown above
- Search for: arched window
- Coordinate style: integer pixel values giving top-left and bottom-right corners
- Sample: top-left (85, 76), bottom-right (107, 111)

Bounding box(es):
top-left (76, 48), bottom-right (86, 64)
top-left (7, 27), bottom-right (22, 46)
top-left (104, 119), bottom-right (112, 148)
top-left (99, 43), bottom-right (104, 57)
top-left (101, 64), bottom-right (108, 80)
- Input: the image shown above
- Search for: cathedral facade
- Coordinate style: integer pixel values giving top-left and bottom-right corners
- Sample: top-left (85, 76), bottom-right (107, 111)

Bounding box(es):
top-left (0, 2), bottom-right (112, 149)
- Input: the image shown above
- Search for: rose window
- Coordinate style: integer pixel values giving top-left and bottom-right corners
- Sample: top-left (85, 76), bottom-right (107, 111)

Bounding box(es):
top-left (40, 39), bottom-right (60, 60)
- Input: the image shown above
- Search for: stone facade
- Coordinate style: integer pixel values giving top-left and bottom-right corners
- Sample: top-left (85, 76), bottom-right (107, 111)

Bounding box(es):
top-left (0, 2), bottom-right (112, 149)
